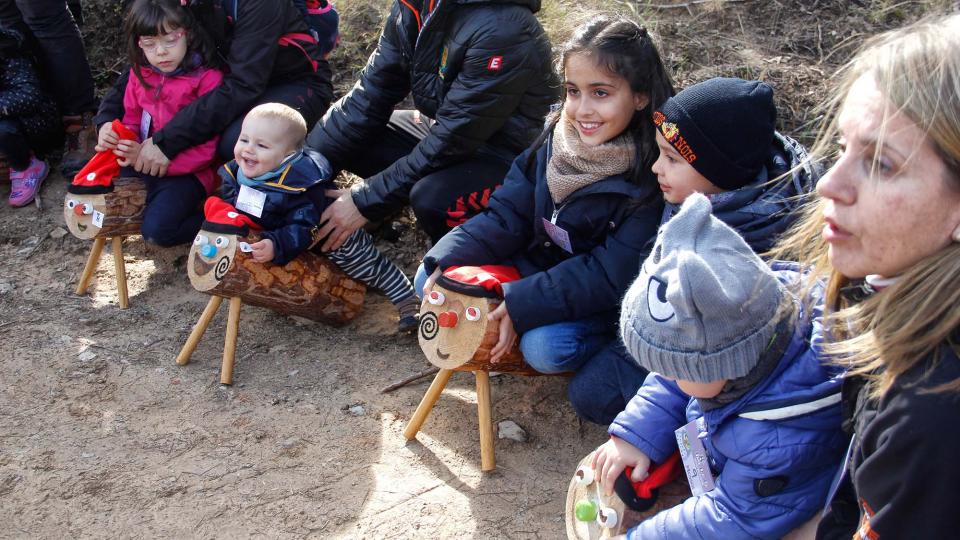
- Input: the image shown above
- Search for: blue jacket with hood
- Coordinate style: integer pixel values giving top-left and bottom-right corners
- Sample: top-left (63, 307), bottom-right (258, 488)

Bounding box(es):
top-left (219, 149), bottom-right (332, 266)
top-left (610, 267), bottom-right (847, 539)
top-left (659, 132), bottom-right (820, 253)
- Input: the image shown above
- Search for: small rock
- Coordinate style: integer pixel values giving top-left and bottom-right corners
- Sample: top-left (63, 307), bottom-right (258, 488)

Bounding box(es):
top-left (287, 369), bottom-right (299, 377)
top-left (279, 437), bottom-right (299, 449)
top-left (49, 227), bottom-right (68, 240)
top-left (0, 282), bottom-right (13, 295)
top-left (497, 420), bottom-right (527, 442)
top-left (77, 351), bottom-right (97, 362)
top-left (347, 404), bottom-right (365, 416)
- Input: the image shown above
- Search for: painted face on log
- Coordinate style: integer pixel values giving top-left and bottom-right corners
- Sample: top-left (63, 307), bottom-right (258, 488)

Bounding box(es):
top-left (418, 285), bottom-right (489, 369)
top-left (63, 194), bottom-right (107, 239)
top-left (188, 229), bottom-right (240, 292)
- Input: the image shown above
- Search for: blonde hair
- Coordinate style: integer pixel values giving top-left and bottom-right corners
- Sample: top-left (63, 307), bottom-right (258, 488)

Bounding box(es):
top-left (772, 14), bottom-right (960, 399)
top-left (245, 103), bottom-right (308, 148)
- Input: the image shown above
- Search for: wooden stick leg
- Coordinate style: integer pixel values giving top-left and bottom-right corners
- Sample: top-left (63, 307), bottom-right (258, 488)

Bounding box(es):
top-left (475, 370), bottom-right (495, 472)
top-left (220, 297), bottom-right (242, 385)
top-left (75, 237), bottom-right (106, 295)
top-left (111, 237), bottom-right (129, 309)
top-left (175, 295), bottom-right (224, 366)
top-left (403, 369), bottom-right (454, 440)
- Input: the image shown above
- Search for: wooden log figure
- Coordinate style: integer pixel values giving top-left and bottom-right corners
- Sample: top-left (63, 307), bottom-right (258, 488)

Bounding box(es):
top-left (65, 122), bottom-right (149, 309)
top-left (565, 452), bottom-right (687, 540)
top-left (176, 197), bottom-right (365, 385)
top-left (404, 265), bottom-right (549, 472)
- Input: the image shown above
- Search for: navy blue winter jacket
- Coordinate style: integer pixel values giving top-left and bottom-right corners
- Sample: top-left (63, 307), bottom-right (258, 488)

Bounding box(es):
top-left (659, 133), bottom-right (820, 253)
top-left (611, 267), bottom-right (847, 539)
top-left (423, 133), bottom-right (663, 334)
top-left (219, 149), bottom-right (332, 266)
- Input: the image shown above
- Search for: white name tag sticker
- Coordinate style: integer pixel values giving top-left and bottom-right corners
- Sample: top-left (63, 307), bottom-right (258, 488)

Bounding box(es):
top-left (92, 210), bottom-right (105, 228)
top-left (675, 417), bottom-right (716, 496)
top-left (236, 184), bottom-right (266, 218)
top-left (541, 217), bottom-right (573, 254)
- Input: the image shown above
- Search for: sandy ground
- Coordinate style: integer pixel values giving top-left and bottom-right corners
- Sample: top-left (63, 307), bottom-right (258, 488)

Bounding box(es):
top-left (0, 171), bottom-right (607, 539)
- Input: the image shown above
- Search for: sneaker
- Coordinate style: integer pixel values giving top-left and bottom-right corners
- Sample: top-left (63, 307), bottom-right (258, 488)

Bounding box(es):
top-left (9, 156), bottom-right (49, 207)
top-left (398, 313), bottom-right (420, 334)
top-left (61, 113), bottom-right (97, 177)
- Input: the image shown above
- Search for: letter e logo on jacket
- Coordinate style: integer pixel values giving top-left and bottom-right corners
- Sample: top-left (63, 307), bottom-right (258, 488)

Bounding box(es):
top-left (487, 56), bottom-right (503, 71)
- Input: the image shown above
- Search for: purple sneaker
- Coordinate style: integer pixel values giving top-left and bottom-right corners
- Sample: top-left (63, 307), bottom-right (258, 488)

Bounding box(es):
top-left (9, 155), bottom-right (49, 207)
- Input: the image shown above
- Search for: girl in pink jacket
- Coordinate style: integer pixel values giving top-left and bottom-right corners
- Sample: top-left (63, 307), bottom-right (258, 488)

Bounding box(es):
top-left (96, 0), bottom-right (223, 246)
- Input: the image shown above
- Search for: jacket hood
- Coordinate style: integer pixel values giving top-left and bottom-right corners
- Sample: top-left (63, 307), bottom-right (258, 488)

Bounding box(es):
top-left (661, 132), bottom-right (820, 253)
top-left (703, 266), bottom-right (841, 429)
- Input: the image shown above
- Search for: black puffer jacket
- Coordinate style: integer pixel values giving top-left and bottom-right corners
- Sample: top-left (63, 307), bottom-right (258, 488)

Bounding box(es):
top-left (96, 0), bottom-right (332, 159)
top-left (0, 28), bottom-right (60, 152)
top-left (308, 0), bottom-right (558, 222)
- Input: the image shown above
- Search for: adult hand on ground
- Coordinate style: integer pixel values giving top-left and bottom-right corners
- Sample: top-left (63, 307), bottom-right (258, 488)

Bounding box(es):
top-left (95, 122), bottom-right (119, 152)
top-left (135, 138), bottom-right (170, 177)
top-left (592, 436), bottom-right (651, 497)
top-left (316, 189), bottom-right (368, 252)
top-left (488, 302), bottom-right (517, 363)
top-left (114, 139), bottom-right (142, 167)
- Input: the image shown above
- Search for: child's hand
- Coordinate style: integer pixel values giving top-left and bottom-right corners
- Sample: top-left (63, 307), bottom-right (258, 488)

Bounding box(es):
top-left (421, 267), bottom-right (442, 296)
top-left (96, 122), bottom-right (120, 152)
top-left (592, 436), bottom-right (652, 496)
top-left (250, 239), bottom-right (275, 263)
top-left (114, 139), bottom-right (142, 167)
top-left (488, 301), bottom-right (517, 363)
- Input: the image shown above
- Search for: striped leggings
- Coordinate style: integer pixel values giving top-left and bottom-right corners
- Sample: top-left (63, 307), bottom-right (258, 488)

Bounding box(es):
top-left (325, 229), bottom-right (415, 304)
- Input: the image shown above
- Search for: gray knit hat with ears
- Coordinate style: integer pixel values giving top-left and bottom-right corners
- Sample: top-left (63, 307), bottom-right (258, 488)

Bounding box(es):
top-left (619, 193), bottom-right (785, 383)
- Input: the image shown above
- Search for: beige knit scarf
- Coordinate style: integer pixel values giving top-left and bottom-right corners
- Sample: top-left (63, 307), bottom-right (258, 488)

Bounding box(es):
top-left (546, 111), bottom-right (636, 204)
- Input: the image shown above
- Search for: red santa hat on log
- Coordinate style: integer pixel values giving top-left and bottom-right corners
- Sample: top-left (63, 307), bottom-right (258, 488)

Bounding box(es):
top-left (68, 120), bottom-right (139, 195)
top-left (201, 197), bottom-right (262, 236)
top-left (435, 265), bottom-right (521, 299)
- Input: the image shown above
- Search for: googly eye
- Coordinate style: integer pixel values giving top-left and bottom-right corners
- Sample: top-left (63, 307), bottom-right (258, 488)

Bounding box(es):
top-left (81, 203), bottom-right (93, 215)
top-left (597, 507), bottom-right (619, 528)
top-left (215, 236), bottom-right (230, 248)
top-left (464, 306), bottom-right (481, 321)
top-left (66, 199), bottom-right (77, 209)
top-left (427, 290), bottom-right (445, 306)
top-left (193, 234), bottom-right (209, 246)
top-left (646, 275), bottom-right (675, 323)
top-left (574, 465), bottom-right (595, 485)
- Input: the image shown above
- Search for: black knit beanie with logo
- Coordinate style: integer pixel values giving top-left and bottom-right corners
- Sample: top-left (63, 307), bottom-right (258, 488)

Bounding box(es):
top-left (653, 77), bottom-right (776, 190)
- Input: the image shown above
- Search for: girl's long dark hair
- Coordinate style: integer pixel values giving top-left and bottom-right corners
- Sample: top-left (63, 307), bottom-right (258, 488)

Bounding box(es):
top-left (527, 15), bottom-right (675, 198)
top-left (124, 0), bottom-right (215, 88)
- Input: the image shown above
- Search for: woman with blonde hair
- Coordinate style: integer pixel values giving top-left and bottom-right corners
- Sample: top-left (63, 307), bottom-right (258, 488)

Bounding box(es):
top-left (772, 13), bottom-right (960, 539)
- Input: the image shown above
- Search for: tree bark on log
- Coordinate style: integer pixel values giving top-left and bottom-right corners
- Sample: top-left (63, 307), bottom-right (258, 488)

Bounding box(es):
top-left (188, 231), bottom-right (365, 327)
top-left (63, 177), bottom-right (147, 240)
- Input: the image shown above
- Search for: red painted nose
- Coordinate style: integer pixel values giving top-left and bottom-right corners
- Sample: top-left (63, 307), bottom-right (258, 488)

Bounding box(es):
top-left (73, 204), bottom-right (85, 216)
top-left (438, 311), bottom-right (459, 328)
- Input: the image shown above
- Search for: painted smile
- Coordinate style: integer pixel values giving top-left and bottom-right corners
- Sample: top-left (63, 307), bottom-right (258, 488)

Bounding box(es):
top-left (436, 349), bottom-right (450, 360)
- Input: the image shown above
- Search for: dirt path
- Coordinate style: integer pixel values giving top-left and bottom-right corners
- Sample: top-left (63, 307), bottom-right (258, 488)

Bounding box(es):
top-left (0, 172), bottom-right (606, 539)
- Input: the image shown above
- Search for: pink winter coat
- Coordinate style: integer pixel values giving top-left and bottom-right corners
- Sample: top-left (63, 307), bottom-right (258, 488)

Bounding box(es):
top-left (121, 66), bottom-right (224, 194)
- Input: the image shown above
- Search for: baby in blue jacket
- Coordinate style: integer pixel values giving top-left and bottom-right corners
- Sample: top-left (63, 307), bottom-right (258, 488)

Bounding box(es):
top-left (221, 103), bottom-right (418, 330)
top-left (591, 194), bottom-right (846, 539)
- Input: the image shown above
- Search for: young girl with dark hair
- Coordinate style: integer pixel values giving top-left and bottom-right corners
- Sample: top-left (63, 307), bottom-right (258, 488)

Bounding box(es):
top-left (95, 0), bottom-right (222, 246)
top-left (416, 15), bottom-right (674, 375)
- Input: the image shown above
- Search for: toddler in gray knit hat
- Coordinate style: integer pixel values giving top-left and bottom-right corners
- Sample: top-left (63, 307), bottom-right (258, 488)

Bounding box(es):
top-left (587, 193), bottom-right (845, 538)
top-left (619, 191), bottom-right (788, 398)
